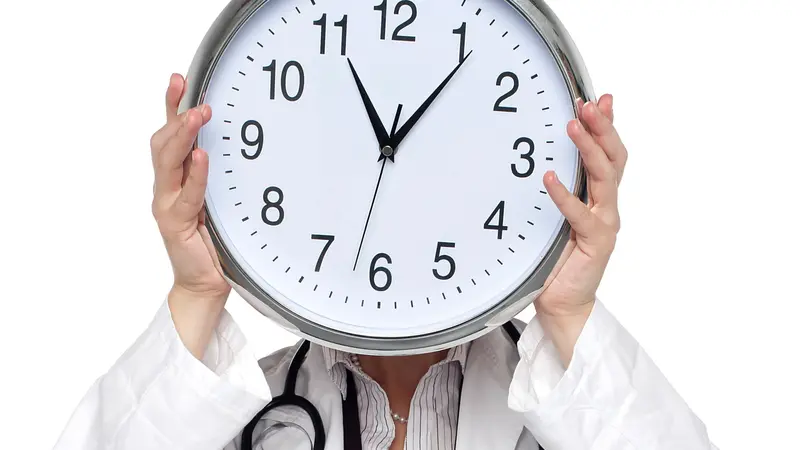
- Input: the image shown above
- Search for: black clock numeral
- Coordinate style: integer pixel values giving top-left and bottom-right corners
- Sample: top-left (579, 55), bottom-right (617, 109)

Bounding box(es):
top-left (261, 186), bottom-right (285, 226)
top-left (374, 0), bottom-right (417, 42)
top-left (494, 72), bottom-right (519, 113)
top-left (511, 137), bottom-right (535, 178)
top-left (241, 120), bottom-right (263, 160)
top-left (432, 242), bottom-right (456, 280)
top-left (452, 22), bottom-right (467, 63)
top-left (311, 234), bottom-right (335, 272)
top-left (314, 13), bottom-right (348, 55)
top-left (369, 253), bottom-right (393, 291)
top-left (484, 201), bottom-right (508, 239)
top-left (263, 60), bottom-right (305, 101)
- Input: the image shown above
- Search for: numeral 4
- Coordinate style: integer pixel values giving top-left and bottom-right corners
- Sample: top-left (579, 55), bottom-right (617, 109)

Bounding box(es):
top-left (484, 201), bottom-right (508, 239)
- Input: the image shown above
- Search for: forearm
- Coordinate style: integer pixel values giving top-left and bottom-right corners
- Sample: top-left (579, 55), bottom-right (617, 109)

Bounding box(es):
top-left (168, 284), bottom-right (228, 360)
top-left (54, 297), bottom-right (271, 450)
top-left (511, 300), bottom-right (716, 449)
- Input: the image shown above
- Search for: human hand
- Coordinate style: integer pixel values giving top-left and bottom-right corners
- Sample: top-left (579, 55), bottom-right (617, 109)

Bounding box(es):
top-left (150, 73), bottom-right (231, 357)
top-left (536, 95), bottom-right (627, 364)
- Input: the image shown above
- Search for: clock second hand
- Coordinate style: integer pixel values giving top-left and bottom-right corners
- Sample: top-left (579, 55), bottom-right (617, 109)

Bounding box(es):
top-left (352, 104), bottom-right (404, 271)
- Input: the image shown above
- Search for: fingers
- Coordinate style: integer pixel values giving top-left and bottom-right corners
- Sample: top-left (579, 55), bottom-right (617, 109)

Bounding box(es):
top-left (543, 171), bottom-right (598, 239)
top-left (567, 118), bottom-right (617, 208)
top-left (597, 94), bottom-right (614, 123)
top-left (580, 101), bottom-right (628, 184)
top-left (150, 104), bottom-right (211, 162)
top-left (576, 95), bottom-right (612, 123)
top-left (166, 74), bottom-right (185, 121)
top-left (154, 106), bottom-right (211, 198)
top-left (173, 148), bottom-right (210, 222)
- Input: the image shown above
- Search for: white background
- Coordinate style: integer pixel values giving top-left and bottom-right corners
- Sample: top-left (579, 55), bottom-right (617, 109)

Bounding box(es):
top-left (0, 0), bottom-right (798, 448)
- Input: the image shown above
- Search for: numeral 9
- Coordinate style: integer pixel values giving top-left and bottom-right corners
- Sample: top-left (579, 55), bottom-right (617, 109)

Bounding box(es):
top-left (241, 120), bottom-right (263, 160)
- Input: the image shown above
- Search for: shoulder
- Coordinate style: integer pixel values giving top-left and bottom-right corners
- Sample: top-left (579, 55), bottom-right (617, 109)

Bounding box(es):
top-left (256, 341), bottom-right (303, 389)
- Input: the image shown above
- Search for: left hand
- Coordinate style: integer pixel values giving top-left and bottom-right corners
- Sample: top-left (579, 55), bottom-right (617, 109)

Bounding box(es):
top-left (535, 94), bottom-right (628, 364)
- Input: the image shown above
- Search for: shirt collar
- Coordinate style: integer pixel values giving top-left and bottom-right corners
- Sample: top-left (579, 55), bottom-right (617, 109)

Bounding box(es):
top-left (321, 343), bottom-right (472, 397)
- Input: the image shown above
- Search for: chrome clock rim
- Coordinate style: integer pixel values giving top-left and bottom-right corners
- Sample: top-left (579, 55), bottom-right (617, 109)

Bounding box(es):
top-left (179, 0), bottom-right (592, 355)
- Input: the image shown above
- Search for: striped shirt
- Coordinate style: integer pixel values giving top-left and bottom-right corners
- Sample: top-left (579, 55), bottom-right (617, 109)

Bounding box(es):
top-left (322, 344), bottom-right (471, 450)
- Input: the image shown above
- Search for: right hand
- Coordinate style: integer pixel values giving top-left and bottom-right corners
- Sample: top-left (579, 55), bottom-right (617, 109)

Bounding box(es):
top-left (150, 74), bottom-right (231, 355)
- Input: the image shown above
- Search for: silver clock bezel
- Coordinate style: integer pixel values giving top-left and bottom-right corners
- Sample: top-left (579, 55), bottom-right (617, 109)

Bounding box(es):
top-left (179, 0), bottom-right (593, 355)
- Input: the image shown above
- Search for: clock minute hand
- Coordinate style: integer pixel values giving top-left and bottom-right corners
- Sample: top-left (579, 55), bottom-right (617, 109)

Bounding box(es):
top-left (347, 58), bottom-right (391, 150)
top-left (388, 50), bottom-right (473, 151)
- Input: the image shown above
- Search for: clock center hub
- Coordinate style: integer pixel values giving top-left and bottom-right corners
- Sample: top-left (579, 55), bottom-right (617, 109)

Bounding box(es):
top-left (381, 145), bottom-right (395, 157)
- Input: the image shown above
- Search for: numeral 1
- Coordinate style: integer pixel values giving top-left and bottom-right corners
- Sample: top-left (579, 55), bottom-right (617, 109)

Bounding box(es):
top-left (374, 0), bottom-right (417, 42)
top-left (263, 60), bottom-right (305, 101)
top-left (313, 13), bottom-right (348, 55)
top-left (452, 22), bottom-right (467, 63)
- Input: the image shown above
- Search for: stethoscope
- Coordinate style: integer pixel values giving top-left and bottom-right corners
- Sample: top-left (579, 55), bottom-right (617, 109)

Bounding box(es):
top-left (242, 322), bottom-right (544, 450)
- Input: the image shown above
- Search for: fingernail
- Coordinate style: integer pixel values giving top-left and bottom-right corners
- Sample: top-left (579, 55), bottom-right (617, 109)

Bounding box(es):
top-left (552, 171), bottom-right (560, 184)
top-left (183, 110), bottom-right (191, 124)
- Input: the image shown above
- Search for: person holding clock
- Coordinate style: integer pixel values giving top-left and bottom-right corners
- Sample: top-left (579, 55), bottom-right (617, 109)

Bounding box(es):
top-left (52, 72), bottom-right (715, 450)
top-left (54, 1), bottom-right (715, 448)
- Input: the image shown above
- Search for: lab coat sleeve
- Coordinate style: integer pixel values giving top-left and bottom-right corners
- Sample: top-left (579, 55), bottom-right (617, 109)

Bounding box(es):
top-left (53, 299), bottom-right (271, 450)
top-left (508, 299), bottom-right (716, 450)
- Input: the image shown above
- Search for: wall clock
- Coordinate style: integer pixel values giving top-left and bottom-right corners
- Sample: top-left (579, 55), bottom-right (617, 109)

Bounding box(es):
top-left (180, 0), bottom-right (591, 354)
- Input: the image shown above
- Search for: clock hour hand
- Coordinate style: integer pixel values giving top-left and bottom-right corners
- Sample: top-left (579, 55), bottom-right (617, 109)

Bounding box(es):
top-left (388, 50), bottom-right (473, 152)
top-left (347, 58), bottom-right (391, 152)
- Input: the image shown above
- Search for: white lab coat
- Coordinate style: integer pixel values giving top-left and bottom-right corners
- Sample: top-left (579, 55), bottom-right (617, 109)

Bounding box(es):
top-left (53, 299), bottom-right (716, 449)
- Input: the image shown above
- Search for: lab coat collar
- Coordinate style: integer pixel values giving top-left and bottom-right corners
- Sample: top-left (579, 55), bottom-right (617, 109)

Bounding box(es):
top-left (319, 343), bottom-right (471, 400)
top-left (455, 326), bottom-right (526, 450)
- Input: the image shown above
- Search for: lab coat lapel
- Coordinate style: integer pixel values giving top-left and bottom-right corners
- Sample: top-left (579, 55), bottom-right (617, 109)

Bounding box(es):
top-left (456, 329), bottom-right (525, 450)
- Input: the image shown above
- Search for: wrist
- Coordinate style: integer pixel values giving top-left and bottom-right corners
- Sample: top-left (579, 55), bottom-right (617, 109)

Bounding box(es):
top-left (535, 298), bottom-right (595, 366)
top-left (168, 285), bottom-right (229, 360)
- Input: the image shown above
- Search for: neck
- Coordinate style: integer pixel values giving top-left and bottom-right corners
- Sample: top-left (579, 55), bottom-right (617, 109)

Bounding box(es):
top-left (357, 351), bottom-right (448, 406)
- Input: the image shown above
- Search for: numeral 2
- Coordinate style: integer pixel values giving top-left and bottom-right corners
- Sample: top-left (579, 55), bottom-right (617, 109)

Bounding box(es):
top-left (374, 0), bottom-right (417, 42)
top-left (494, 72), bottom-right (518, 112)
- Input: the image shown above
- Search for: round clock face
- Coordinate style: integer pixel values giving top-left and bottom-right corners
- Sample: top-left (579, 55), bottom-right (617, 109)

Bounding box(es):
top-left (198, 0), bottom-right (581, 339)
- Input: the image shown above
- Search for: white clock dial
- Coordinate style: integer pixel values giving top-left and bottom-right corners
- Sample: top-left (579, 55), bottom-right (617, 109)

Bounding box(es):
top-left (198, 0), bottom-right (580, 338)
